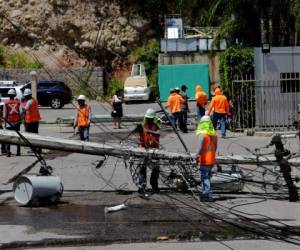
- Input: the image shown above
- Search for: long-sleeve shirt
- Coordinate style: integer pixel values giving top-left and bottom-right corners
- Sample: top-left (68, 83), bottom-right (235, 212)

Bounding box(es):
top-left (207, 94), bottom-right (229, 115)
top-left (195, 135), bottom-right (204, 160)
top-left (166, 93), bottom-right (184, 113)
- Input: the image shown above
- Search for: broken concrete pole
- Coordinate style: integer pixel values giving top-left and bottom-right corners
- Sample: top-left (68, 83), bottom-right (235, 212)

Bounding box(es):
top-left (0, 130), bottom-right (299, 166)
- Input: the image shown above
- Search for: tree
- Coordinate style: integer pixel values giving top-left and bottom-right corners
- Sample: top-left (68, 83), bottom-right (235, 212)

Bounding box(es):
top-left (209, 0), bottom-right (300, 47)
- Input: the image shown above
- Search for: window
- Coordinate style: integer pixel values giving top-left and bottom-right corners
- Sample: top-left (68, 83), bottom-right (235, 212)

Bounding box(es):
top-left (280, 72), bottom-right (300, 93)
top-left (0, 88), bottom-right (10, 98)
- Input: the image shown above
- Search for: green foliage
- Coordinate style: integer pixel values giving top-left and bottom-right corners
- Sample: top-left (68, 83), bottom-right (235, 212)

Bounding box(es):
top-left (106, 77), bottom-right (123, 99)
top-left (133, 39), bottom-right (159, 95)
top-left (133, 39), bottom-right (159, 74)
top-left (6, 51), bottom-right (43, 69)
top-left (219, 46), bottom-right (254, 97)
top-left (291, 0), bottom-right (300, 28)
top-left (0, 44), bottom-right (5, 66)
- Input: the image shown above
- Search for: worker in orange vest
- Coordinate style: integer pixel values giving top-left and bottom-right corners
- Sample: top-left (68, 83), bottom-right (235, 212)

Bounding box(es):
top-left (135, 108), bottom-right (161, 193)
top-left (207, 88), bottom-right (230, 138)
top-left (195, 85), bottom-right (208, 122)
top-left (195, 115), bottom-right (218, 202)
top-left (4, 89), bottom-right (22, 157)
top-left (73, 95), bottom-right (91, 141)
top-left (23, 88), bottom-right (42, 153)
top-left (166, 87), bottom-right (185, 132)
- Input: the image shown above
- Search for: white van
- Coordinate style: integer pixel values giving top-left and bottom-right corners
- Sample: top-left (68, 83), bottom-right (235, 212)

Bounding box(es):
top-left (123, 64), bottom-right (151, 102)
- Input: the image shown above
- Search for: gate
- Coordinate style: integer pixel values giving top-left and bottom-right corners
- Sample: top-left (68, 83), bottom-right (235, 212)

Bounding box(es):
top-left (232, 77), bottom-right (300, 130)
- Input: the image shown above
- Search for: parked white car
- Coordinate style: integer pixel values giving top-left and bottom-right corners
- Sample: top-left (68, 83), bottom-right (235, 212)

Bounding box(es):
top-left (0, 84), bottom-right (24, 103)
top-left (124, 64), bottom-right (151, 102)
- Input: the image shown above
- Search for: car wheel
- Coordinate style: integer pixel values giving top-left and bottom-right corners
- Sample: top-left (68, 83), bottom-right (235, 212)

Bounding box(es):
top-left (50, 97), bottom-right (63, 109)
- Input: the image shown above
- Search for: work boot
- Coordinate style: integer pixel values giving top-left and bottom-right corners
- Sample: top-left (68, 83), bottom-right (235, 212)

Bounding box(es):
top-left (7, 152), bottom-right (11, 157)
top-left (16, 151), bottom-right (21, 156)
top-left (138, 187), bottom-right (145, 194)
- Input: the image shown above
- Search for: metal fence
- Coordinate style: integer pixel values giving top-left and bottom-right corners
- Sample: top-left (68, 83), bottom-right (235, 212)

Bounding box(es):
top-left (232, 77), bottom-right (300, 130)
top-left (160, 38), bottom-right (226, 53)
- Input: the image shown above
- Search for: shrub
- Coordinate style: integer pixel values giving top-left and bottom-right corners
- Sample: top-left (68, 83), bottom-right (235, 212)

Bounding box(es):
top-left (219, 46), bottom-right (254, 97)
top-left (106, 77), bottom-right (123, 99)
top-left (0, 44), bottom-right (5, 66)
top-left (133, 39), bottom-right (159, 96)
top-left (6, 51), bottom-right (43, 69)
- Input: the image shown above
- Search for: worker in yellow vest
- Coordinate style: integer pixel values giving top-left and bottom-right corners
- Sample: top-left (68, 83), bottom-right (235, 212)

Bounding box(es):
top-left (195, 115), bottom-right (218, 202)
top-left (74, 95), bottom-right (91, 141)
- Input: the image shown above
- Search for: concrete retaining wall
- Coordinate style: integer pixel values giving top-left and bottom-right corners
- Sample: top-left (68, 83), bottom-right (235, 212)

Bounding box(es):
top-left (0, 67), bottom-right (104, 94)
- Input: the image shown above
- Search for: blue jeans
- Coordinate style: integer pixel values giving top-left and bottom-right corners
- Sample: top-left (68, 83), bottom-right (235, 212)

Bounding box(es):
top-left (199, 166), bottom-right (213, 199)
top-left (212, 112), bottom-right (226, 137)
top-left (79, 126), bottom-right (89, 141)
top-left (171, 112), bottom-right (184, 130)
top-left (196, 105), bottom-right (205, 123)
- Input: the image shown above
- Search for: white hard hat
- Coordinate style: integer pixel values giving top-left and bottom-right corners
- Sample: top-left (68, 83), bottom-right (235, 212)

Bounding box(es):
top-left (8, 88), bottom-right (16, 96)
top-left (77, 95), bottom-right (86, 101)
top-left (200, 115), bottom-right (211, 122)
top-left (144, 108), bottom-right (156, 119)
top-left (175, 87), bottom-right (180, 91)
top-left (23, 88), bottom-right (32, 96)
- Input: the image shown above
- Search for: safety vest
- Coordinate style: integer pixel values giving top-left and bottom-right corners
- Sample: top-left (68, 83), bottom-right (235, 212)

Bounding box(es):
top-left (207, 94), bottom-right (229, 114)
top-left (140, 122), bottom-right (160, 149)
top-left (167, 93), bottom-right (184, 113)
top-left (25, 98), bottom-right (41, 123)
top-left (77, 105), bottom-right (90, 127)
top-left (5, 99), bottom-right (21, 123)
top-left (196, 91), bottom-right (208, 107)
top-left (198, 134), bottom-right (218, 166)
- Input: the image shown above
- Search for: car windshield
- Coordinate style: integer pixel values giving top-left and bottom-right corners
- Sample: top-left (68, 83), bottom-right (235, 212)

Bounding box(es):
top-left (124, 76), bottom-right (147, 87)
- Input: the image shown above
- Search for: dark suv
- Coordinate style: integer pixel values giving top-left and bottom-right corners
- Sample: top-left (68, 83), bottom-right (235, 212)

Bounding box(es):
top-left (23, 80), bottom-right (72, 109)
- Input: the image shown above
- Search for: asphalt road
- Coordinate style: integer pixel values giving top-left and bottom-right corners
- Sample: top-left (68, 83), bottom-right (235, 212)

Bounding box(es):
top-left (39, 101), bottom-right (170, 123)
top-left (0, 101), bottom-right (300, 249)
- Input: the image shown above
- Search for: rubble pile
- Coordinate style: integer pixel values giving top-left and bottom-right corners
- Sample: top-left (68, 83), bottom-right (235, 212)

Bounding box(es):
top-left (0, 0), bottom-right (153, 67)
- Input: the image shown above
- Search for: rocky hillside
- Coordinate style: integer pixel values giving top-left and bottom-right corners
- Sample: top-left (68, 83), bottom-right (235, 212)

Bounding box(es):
top-left (0, 0), bottom-right (155, 69)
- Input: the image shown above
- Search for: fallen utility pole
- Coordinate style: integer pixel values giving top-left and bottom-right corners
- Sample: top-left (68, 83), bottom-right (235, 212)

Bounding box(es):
top-left (1, 130), bottom-right (300, 166)
top-left (0, 130), bottom-right (189, 161)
